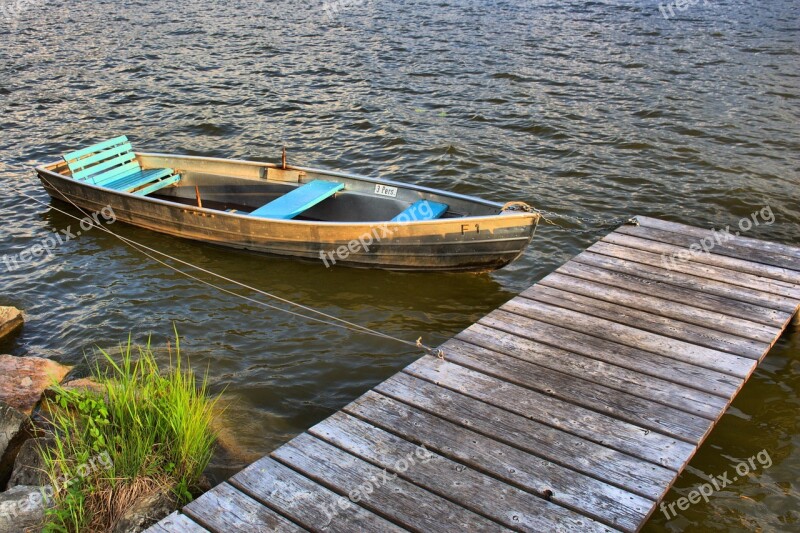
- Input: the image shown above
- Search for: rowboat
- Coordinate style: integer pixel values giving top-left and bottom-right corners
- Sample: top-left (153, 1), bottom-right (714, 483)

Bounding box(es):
top-left (35, 136), bottom-right (539, 271)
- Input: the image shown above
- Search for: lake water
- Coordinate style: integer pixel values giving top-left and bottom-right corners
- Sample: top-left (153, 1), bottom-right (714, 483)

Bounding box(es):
top-left (0, 0), bottom-right (798, 529)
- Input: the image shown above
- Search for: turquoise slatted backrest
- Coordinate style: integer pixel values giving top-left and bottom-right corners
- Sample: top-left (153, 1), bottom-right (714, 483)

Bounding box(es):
top-left (63, 136), bottom-right (140, 184)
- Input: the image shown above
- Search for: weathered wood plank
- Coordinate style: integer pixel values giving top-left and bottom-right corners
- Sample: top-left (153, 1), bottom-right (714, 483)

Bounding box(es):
top-left (373, 371), bottom-right (676, 501)
top-left (272, 433), bottom-right (503, 532)
top-left (345, 391), bottom-right (652, 532)
top-left (436, 337), bottom-right (712, 441)
top-left (555, 261), bottom-right (791, 328)
top-left (310, 411), bottom-right (615, 532)
top-left (522, 284), bottom-right (768, 359)
top-left (588, 240), bottom-right (800, 300)
top-left (451, 327), bottom-right (728, 419)
top-left (618, 224), bottom-right (800, 272)
top-left (403, 355), bottom-right (695, 470)
top-left (574, 250), bottom-right (798, 313)
top-left (536, 271), bottom-right (778, 344)
top-left (503, 297), bottom-right (756, 378)
top-left (635, 216), bottom-right (800, 260)
top-left (182, 482), bottom-right (305, 532)
top-left (144, 512), bottom-right (208, 533)
top-left (231, 456), bottom-right (404, 533)
top-left (477, 311), bottom-right (742, 398)
top-left (602, 232), bottom-right (800, 285)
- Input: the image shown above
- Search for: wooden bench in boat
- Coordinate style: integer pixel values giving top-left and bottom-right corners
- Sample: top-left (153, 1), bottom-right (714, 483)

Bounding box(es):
top-left (63, 136), bottom-right (180, 196)
top-left (250, 180), bottom-right (344, 219)
top-left (392, 199), bottom-right (448, 222)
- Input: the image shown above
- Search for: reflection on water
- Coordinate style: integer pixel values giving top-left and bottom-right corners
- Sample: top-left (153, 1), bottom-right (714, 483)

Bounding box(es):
top-left (0, 0), bottom-right (798, 528)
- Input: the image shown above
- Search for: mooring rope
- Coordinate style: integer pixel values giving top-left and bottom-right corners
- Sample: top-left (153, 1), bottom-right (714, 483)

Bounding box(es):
top-left (3, 172), bottom-right (446, 359)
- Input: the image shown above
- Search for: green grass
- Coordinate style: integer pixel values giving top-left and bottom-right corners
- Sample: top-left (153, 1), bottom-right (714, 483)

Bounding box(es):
top-left (41, 330), bottom-right (219, 532)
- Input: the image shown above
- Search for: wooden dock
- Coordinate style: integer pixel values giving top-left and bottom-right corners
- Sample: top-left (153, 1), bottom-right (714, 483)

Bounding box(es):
top-left (148, 216), bottom-right (800, 533)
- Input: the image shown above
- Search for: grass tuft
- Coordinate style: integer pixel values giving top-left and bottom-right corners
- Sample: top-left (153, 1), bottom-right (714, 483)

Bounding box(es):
top-left (41, 329), bottom-right (219, 532)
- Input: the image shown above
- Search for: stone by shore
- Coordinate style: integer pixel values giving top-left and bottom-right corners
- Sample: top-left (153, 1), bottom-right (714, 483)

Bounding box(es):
top-left (0, 307), bottom-right (23, 344)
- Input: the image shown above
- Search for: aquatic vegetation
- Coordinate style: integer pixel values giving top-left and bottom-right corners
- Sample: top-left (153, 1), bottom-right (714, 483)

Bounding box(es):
top-left (40, 330), bottom-right (218, 532)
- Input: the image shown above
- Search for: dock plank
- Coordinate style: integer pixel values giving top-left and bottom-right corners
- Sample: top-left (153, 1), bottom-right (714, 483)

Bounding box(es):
top-left (404, 355), bottom-right (695, 469)
top-left (374, 371), bottom-right (676, 500)
top-left (272, 433), bottom-right (503, 532)
top-left (345, 390), bottom-right (652, 532)
top-left (436, 337), bottom-right (713, 441)
top-left (476, 311), bottom-right (742, 398)
top-left (536, 271), bottom-right (779, 344)
top-left (524, 283), bottom-right (768, 359)
top-left (617, 224), bottom-right (800, 272)
top-left (182, 482), bottom-right (305, 532)
top-left (555, 261), bottom-right (790, 328)
top-left (635, 216), bottom-right (800, 260)
top-left (310, 411), bottom-right (613, 532)
top-left (588, 240), bottom-right (800, 300)
top-left (231, 457), bottom-right (404, 533)
top-left (503, 297), bottom-right (757, 378)
top-left (574, 250), bottom-right (798, 313)
top-left (450, 329), bottom-right (728, 419)
top-left (602, 232), bottom-right (800, 285)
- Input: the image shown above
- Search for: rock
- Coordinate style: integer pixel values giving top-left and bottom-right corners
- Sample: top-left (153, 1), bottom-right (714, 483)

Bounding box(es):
top-left (112, 488), bottom-right (177, 533)
top-left (0, 354), bottom-right (72, 414)
top-left (0, 401), bottom-right (31, 489)
top-left (43, 377), bottom-right (106, 404)
top-left (0, 485), bottom-right (53, 533)
top-left (0, 307), bottom-right (23, 343)
top-left (8, 437), bottom-right (53, 489)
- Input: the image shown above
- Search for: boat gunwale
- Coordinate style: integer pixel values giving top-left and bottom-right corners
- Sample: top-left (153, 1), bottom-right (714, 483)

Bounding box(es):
top-left (35, 155), bottom-right (541, 228)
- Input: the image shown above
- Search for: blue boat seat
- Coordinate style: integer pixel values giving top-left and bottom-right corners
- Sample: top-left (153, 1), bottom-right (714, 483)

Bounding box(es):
top-left (62, 136), bottom-right (179, 196)
top-left (391, 199), bottom-right (448, 222)
top-left (250, 180), bottom-right (345, 219)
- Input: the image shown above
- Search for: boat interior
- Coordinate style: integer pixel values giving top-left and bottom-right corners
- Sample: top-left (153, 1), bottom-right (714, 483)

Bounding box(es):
top-left (53, 136), bottom-right (505, 223)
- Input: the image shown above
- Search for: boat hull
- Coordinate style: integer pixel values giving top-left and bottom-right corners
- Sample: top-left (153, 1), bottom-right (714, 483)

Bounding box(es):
top-left (35, 157), bottom-right (538, 272)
